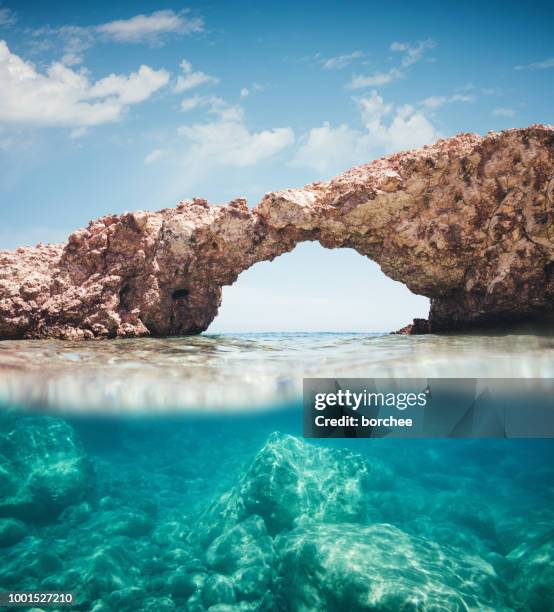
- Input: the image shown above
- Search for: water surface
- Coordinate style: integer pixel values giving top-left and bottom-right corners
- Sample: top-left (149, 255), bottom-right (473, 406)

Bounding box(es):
top-left (1, 332), bottom-right (553, 411)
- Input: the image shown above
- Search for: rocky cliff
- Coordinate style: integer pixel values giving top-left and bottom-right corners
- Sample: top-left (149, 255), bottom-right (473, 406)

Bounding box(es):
top-left (0, 124), bottom-right (553, 339)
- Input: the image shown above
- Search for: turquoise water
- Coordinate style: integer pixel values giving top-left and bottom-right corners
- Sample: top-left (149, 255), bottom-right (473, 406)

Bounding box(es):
top-left (0, 333), bottom-right (553, 610)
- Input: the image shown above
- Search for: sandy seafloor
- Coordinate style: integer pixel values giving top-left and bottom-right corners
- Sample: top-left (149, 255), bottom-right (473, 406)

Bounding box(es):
top-left (0, 332), bottom-right (553, 611)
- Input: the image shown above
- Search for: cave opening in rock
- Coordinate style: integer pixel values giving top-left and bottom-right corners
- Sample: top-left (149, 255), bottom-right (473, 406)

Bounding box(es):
top-left (208, 242), bottom-right (430, 333)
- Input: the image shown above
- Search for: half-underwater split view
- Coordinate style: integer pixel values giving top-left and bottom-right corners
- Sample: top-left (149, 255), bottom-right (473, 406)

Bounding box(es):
top-left (1, 1), bottom-right (554, 611)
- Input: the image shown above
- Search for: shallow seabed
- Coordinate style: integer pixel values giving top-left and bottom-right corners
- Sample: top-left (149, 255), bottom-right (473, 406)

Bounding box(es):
top-left (0, 332), bottom-right (553, 610)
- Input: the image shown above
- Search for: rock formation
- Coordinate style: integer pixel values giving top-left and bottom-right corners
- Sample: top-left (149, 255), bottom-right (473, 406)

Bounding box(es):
top-left (0, 124), bottom-right (553, 339)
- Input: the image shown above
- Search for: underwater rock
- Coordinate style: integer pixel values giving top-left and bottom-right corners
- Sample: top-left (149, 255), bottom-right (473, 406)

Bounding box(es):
top-left (507, 529), bottom-right (554, 610)
top-left (0, 518), bottom-right (26, 547)
top-left (0, 416), bottom-right (90, 522)
top-left (191, 433), bottom-right (372, 546)
top-left (187, 433), bottom-right (375, 609)
top-left (276, 522), bottom-right (511, 611)
top-left (138, 596), bottom-right (176, 612)
top-left (201, 573), bottom-right (236, 607)
top-left (82, 543), bottom-right (142, 602)
top-left (205, 515), bottom-right (274, 602)
top-left (1, 125), bottom-right (553, 338)
top-left (187, 434), bottom-right (424, 610)
top-left (103, 508), bottom-right (154, 537)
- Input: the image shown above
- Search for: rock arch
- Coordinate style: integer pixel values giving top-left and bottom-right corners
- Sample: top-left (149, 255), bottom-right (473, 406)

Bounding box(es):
top-left (0, 125), bottom-right (553, 339)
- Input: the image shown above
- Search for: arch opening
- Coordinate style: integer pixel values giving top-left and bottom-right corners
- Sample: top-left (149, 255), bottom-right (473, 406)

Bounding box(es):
top-left (208, 242), bottom-right (430, 333)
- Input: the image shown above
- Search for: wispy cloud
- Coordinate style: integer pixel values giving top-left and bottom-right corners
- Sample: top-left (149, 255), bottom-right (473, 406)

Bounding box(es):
top-left (27, 10), bottom-right (203, 66)
top-left (0, 41), bottom-right (169, 128)
top-left (390, 39), bottom-right (435, 67)
top-left (0, 5), bottom-right (16, 27)
top-left (347, 40), bottom-right (435, 90)
top-left (97, 9), bottom-right (203, 44)
top-left (347, 68), bottom-right (402, 90)
top-left (492, 107), bottom-right (516, 117)
top-left (321, 51), bottom-right (363, 70)
top-left (144, 148), bottom-right (169, 164)
top-left (239, 83), bottom-right (264, 98)
top-left (174, 59), bottom-right (219, 93)
top-left (421, 93), bottom-right (474, 109)
top-left (179, 95), bottom-right (240, 120)
top-left (515, 57), bottom-right (554, 70)
top-left (307, 51), bottom-right (364, 71)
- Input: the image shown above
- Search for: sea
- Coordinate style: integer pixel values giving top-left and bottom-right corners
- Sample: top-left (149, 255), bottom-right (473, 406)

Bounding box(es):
top-left (0, 332), bottom-right (552, 611)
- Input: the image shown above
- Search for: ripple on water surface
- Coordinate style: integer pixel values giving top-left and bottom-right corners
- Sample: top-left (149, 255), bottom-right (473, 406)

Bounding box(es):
top-left (0, 332), bottom-right (553, 412)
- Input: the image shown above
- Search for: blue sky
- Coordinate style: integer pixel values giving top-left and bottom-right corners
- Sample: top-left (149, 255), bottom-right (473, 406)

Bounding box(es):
top-left (0, 1), bottom-right (552, 331)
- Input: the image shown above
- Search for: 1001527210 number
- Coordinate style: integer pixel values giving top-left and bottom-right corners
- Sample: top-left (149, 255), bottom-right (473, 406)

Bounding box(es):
top-left (0, 592), bottom-right (74, 607)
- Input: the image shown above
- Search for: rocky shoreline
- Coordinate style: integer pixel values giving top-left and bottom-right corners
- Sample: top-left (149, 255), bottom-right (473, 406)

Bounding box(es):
top-left (1, 125), bottom-right (553, 340)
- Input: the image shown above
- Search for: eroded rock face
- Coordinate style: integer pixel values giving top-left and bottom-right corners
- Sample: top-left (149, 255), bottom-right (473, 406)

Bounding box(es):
top-left (1, 125), bottom-right (553, 339)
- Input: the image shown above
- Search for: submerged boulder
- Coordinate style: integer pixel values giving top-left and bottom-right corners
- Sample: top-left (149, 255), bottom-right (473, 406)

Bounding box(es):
top-left (187, 433), bottom-right (518, 611)
top-left (276, 522), bottom-right (511, 611)
top-left (0, 416), bottom-right (90, 522)
top-left (186, 433), bottom-right (375, 609)
top-left (0, 518), bottom-right (26, 547)
top-left (205, 515), bottom-right (274, 603)
top-left (507, 529), bottom-right (554, 611)
top-left (191, 433), bottom-right (373, 546)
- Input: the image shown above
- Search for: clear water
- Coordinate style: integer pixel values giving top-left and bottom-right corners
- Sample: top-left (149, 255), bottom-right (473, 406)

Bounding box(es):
top-left (0, 333), bottom-right (553, 610)
top-left (1, 332), bottom-right (553, 411)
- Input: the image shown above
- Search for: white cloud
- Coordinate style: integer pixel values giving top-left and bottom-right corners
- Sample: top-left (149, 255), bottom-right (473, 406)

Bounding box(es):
top-left (178, 115), bottom-right (294, 167)
top-left (515, 57), bottom-right (554, 70)
top-left (347, 68), bottom-right (403, 89)
top-left (179, 95), bottom-right (242, 121)
top-left (390, 39), bottom-right (435, 67)
top-left (69, 126), bottom-right (89, 139)
top-left (346, 39), bottom-right (435, 89)
top-left (322, 51), bottom-right (363, 70)
top-left (144, 148), bottom-right (168, 164)
top-left (174, 59), bottom-right (219, 93)
top-left (346, 40), bottom-right (435, 90)
top-left (239, 83), bottom-right (264, 98)
top-left (180, 95), bottom-right (203, 111)
top-left (0, 6), bottom-right (16, 27)
top-left (27, 10), bottom-right (203, 66)
top-left (88, 65), bottom-right (170, 104)
top-left (97, 10), bottom-right (203, 44)
top-left (292, 91), bottom-right (440, 174)
top-left (492, 107), bottom-right (516, 117)
top-left (0, 40), bottom-right (169, 127)
top-left (421, 93), bottom-right (475, 109)
top-left (290, 122), bottom-right (361, 173)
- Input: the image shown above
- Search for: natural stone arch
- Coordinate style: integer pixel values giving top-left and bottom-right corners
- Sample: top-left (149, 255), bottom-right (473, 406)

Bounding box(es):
top-left (0, 125), bottom-right (552, 340)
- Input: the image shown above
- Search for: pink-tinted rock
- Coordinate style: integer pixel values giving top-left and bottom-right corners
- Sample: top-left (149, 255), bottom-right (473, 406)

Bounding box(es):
top-left (0, 125), bottom-right (553, 339)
